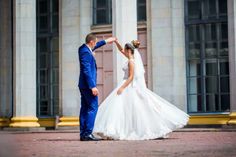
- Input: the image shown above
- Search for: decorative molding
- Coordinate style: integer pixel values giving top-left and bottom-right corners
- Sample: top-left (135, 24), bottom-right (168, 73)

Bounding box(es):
top-left (90, 22), bottom-right (147, 34)
top-left (2, 114), bottom-right (236, 128)
top-left (137, 21), bottom-right (147, 30)
top-left (91, 24), bottom-right (112, 33)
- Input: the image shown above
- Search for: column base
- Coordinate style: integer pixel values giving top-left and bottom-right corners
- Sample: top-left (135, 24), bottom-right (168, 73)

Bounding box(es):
top-left (188, 114), bottom-right (230, 125)
top-left (0, 118), bottom-right (10, 127)
top-left (228, 112), bottom-right (236, 125)
top-left (38, 118), bottom-right (55, 127)
top-left (57, 116), bottom-right (79, 127)
top-left (9, 116), bottom-right (40, 127)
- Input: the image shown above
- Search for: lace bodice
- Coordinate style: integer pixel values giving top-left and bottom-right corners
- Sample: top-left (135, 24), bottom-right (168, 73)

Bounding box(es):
top-left (122, 59), bottom-right (134, 80)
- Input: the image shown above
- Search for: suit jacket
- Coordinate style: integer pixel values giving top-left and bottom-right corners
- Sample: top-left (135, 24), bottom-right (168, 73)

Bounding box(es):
top-left (78, 40), bottom-right (106, 89)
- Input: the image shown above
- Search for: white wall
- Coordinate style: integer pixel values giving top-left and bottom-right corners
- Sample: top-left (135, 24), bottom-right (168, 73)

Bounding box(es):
top-left (148, 0), bottom-right (187, 111)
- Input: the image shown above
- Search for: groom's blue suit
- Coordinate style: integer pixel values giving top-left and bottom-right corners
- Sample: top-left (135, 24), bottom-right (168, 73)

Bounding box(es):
top-left (78, 40), bottom-right (106, 137)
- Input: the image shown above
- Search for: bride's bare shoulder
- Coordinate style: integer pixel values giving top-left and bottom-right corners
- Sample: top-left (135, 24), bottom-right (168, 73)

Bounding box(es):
top-left (128, 58), bottom-right (134, 62)
top-left (128, 59), bottom-right (135, 67)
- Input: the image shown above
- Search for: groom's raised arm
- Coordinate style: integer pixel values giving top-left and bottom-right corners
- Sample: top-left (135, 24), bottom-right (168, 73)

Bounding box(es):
top-left (92, 37), bottom-right (117, 51)
top-left (92, 40), bottom-right (106, 51)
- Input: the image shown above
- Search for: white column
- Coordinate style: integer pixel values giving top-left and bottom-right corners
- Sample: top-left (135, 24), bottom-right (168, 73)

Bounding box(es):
top-left (58, 0), bottom-right (81, 127)
top-left (149, 0), bottom-right (187, 111)
top-left (227, 0), bottom-right (236, 125)
top-left (58, 0), bottom-right (92, 127)
top-left (10, 0), bottom-right (40, 127)
top-left (146, 0), bottom-right (153, 90)
top-left (112, 0), bottom-right (138, 86)
top-left (79, 0), bottom-right (92, 45)
top-left (171, 0), bottom-right (187, 111)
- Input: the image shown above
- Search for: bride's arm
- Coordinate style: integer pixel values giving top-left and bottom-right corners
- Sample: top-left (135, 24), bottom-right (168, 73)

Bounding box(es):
top-left (117, 60), bottom-right (134, 95)
top-left (114, 40), bottom-right (128, 58)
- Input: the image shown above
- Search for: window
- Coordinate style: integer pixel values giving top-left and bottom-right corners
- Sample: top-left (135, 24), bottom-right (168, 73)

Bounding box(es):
top-left (93, 0), bottom-right (112, 25)
top-left (137, 0), bottom-right (146, 21)
top-left (36, 0), bottom-right (59, 117)
top-left (185, 0), bottom-right (230, 113)
top-left (93, 0), bottom-right (146, 25)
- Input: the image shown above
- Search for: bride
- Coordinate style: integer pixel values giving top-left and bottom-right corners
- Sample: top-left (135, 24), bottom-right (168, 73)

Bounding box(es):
top-left (93, 40), bottom-right (189, 140)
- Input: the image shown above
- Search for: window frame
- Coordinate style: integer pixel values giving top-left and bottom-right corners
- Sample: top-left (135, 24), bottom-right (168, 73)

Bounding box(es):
top-left (137, 0), bottom-right (147, 22)
top-left (93, 0), bottom-right (112, 25)
top-left (185, 0), bottom-right (230, 114)
top-left (36, 0), bottom-right (59, 117)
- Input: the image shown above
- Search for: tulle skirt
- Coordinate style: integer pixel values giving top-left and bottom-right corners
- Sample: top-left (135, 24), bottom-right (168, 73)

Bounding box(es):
top-left (94, 80), bottom-right (189, 140)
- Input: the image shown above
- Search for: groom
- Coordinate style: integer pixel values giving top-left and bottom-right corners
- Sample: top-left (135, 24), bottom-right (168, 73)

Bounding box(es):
top-left (78, 33), bottom-right (116, 141)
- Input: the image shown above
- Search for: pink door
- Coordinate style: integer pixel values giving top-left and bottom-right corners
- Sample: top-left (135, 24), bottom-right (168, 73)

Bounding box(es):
top-left (95, 33), bottom-right (113, 104)
top-left (95, 30), bottom-right (147, 104)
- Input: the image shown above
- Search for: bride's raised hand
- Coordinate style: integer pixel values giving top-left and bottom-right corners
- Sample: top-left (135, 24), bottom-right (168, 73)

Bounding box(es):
top-left (114, 40), bottom-right (127, 57)
top-left (105, 37), bottom-right (117, 44)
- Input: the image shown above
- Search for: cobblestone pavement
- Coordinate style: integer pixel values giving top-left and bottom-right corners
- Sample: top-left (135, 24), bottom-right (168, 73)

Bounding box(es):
top-left (0, 131), bottom-right (236, 157)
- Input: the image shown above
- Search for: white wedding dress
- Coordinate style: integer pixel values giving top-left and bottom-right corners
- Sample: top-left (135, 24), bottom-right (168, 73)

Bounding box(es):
top-left (94, 50), bottom-right (189, 140)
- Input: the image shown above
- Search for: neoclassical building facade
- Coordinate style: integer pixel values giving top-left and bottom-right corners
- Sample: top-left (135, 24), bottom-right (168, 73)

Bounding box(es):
top-left (0, 0), bottom-right (236, 129)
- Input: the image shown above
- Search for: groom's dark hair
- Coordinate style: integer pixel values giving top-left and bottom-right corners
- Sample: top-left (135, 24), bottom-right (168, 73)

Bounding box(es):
top-left (85, 33), bottom-right (97, 44)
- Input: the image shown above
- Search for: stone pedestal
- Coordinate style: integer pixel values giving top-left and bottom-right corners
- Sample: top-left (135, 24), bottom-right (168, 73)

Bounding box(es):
top-left (112, 0), bottom-right (138, 86)
top-left (9, 0), bottom-right (40, 128)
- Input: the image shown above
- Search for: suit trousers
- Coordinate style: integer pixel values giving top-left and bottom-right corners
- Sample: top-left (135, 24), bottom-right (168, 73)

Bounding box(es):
top-left (79, 88), bottom-right (98, 137)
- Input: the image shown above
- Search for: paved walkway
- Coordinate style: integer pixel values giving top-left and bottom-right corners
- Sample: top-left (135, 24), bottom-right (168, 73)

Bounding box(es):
top-left (0, 130), bottom-right (236, 157)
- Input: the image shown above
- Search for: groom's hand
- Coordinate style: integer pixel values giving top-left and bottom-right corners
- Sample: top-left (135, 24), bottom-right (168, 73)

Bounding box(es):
top-left (91, 87), bottom-right (99, 96)
top-left (105, 37), bottom-right (117, 44)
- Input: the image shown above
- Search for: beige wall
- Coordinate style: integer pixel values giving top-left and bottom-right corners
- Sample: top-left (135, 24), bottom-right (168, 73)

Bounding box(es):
top-left (147, 0), bottom-right (187, 111)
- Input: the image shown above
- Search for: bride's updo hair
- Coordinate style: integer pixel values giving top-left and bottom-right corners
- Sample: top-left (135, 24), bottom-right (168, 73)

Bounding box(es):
top-left (131, 40), bottom-right (140, 49)
top-left (125, 40), bottom-right (140, 54)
